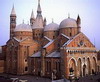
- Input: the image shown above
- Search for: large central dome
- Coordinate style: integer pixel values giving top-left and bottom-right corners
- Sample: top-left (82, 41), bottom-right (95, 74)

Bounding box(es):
top-left (60, 18), bottom-right (77, 28)
top-left (14, 24), bottom-right (32, 32)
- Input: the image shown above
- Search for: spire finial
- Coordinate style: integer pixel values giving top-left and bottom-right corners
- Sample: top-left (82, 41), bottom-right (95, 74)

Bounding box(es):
top-left (31, 9), bottom-right (34, 18)
top-left (23, 20), bottom-right (24, 24)
top-left (37, 0), bottom-right (42, 14)
top-left (11, 4), bottom-right (16, 15)
top-left (77, 14), bottom-right (80, 19)
top-left (68, 13), bottom-right (70, 18)
top-left (38, 0), bottom-right (40, 4)
top-left (52, 18), bottom-right (54, 23)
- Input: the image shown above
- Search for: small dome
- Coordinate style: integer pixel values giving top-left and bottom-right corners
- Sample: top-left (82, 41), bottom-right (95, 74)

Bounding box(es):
top-left (60, 18), bottom-right (77, 28)
top-left (14, 24), bottom-right (32, 32)
top-left (44, 22), bottom-right (59, 31)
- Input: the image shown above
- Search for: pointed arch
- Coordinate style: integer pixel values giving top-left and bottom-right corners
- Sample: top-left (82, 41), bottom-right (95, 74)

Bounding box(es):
top-left (77, 58), bottom-right (82, 77)
top-left (92, 57), bottom-right (97, 73)
top-left (87, 57), bottom-right (91, 74)
top-left (83, 64), bottom-right (86, 76)
top-left (68, 58), bottom-right (77, 77)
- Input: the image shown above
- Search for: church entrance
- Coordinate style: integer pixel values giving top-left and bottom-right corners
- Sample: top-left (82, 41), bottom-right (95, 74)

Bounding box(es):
top-left (69, 59), bottom-right (76, 77)
top-left (83, 64), bottom-right (86, 76)
top-left (93, 57), bottom-right (96, 73)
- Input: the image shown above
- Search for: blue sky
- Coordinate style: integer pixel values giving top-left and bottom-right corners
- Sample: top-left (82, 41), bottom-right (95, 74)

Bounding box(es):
top-left (0, 0), bottom-right (100, 49)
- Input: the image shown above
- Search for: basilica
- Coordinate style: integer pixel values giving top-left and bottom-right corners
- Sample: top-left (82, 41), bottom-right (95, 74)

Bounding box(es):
top-left (0, 0), bottom-right (98, 79)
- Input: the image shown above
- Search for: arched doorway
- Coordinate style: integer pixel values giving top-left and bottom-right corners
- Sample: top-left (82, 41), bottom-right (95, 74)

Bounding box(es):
top-left (77, 58), bottom-right (82, 77)
top-left (92, 57), bottom-right (96, 73)
top-left (83, 64), bottom-right (86, 76)
top-left (87, 58), bottom-right (91, 74)
top-left (69, 58), bottom-right (77, 76)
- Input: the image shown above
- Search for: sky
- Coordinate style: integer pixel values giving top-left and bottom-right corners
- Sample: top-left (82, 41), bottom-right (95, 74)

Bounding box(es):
top-left (0, 0), bottom-right (100, 49)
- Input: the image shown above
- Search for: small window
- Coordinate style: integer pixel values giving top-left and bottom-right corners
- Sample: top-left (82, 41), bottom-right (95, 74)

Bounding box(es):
top-left (34, 51), bottom-right (35, 53)
top-left (53, 36), bottom-right (55, 39)
top-left (25, 67), bottom-right (28, 71)
top-left (20, 37), bottom-right (22, 40)
top-left (25, 59), bottom-right (27, 62)
top-left (70, 33), bottom-right (72, 36)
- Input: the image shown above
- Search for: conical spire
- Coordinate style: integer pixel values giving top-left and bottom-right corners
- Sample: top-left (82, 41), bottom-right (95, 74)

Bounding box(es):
top-left (77, 14), bottom-right (80, 20)
top-left (43, 17), bottom-right (47, 27)
top-left (11, 4), bottom-right (16, 16)
top-left (44, 17), bottom-right (46, 22)
top-left (31, 10), bottom-right (34, 19)
top-left (77, 14), bottom-right (81, 25)
top-left (32, 0), bottom-right (43, 29)
top-left (37, 0), bottom-right (42, 14)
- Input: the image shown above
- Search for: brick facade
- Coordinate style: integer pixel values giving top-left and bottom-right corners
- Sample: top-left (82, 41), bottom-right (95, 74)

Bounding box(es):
top-left (0, 1), bottom-right (98, 80)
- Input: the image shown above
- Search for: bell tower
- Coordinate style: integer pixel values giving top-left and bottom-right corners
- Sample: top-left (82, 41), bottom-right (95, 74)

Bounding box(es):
top-left (32, 0), bottom-right (44, 41)
top-left (10, 5), bottom-right (16, 39)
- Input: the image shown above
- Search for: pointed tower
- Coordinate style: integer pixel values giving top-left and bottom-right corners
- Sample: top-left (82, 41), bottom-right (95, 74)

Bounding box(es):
top-left (43, 17), bottom-right (47, 27)
top-left (37, 0), bottom-right (42, 14)
top-left (30, 10), bottom-right (35, 26)
top-left (32, 0), bottom-right (44, 41)
top-left (77, 15), bottom-right (81, 33)
top-left (10, 5), bottom-right (16, 39)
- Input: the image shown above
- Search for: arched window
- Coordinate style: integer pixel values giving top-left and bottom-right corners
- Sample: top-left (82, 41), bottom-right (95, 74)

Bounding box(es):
top-left (70, 33), bottom-right (72, 36)
top-left (53, 36), bottom-right (55, 39)
top-left (25, 67), bottom-right (28, 71)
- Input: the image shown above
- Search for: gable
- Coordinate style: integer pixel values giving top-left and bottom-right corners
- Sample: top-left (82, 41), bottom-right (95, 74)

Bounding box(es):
top-left (64, 33), bottom-right (95, 48)
top-left (19, 37), bottom-right (38, 45)
top-left (6, 38), bottom-right (19, 46)
top-left (60, 33), bottom-right (70, 46)
top-left (43, 36), bottom-right (51, 46)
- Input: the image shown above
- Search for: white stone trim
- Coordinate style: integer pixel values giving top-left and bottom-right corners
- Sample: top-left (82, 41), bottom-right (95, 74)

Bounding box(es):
top-left (92, 56), bottom-right (97, 64)
top-left (68, 57), bottom-right (77, 66)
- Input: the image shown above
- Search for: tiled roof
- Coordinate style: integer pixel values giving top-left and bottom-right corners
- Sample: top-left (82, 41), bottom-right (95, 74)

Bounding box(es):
top-left (46, 51), bottom-right (60, 58)
top-left (44, 36), bottom-right (52, 41)
top-left (43, 40), bottom-right (54, 48)
top-left (61, 33), bottom-right (70, 39)
top-left (13, 37), bottom-right (32, 43)
top-left (31, 51), bottom-right (41, 57)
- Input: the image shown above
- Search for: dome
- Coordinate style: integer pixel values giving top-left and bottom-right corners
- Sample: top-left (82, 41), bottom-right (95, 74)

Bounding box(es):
top-left (44, 22), bottom-right (59, 31)
top-left (14, 24), bottom-right (32, 32)
top-left (60, 18), bottom-right (77, 28)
